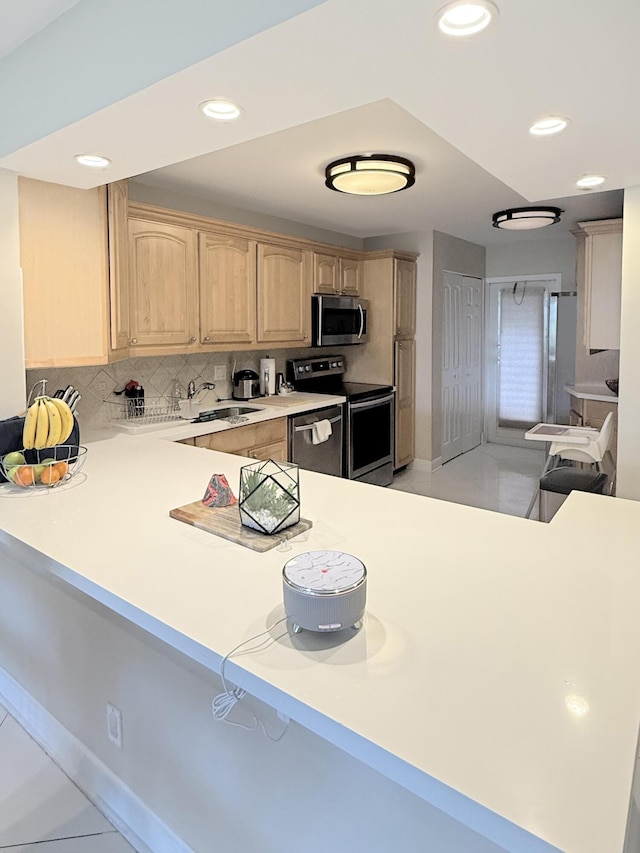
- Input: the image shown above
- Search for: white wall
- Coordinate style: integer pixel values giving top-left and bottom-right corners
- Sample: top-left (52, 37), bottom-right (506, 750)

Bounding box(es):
top-left (363, 232), bottom-right (434, 462)
top-left (616, 186), bottom-right (640, 500)
top-left (0, 169), bottom-right (26, 418)
top-left (0, 551), bottom-right (506, 853)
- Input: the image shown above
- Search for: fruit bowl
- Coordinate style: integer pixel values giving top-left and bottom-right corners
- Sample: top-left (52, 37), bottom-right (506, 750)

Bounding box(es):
top-left (1, 446), bottom-right (88, 489)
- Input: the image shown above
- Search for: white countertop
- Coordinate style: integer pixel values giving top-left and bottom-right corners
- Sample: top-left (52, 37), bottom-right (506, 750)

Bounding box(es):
top-left (2, 433), bottom-right (640, 853)
top-left (566, 384), bottom-right (619, 403)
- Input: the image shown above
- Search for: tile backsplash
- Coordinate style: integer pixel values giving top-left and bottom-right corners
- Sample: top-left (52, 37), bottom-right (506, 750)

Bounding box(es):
top-left (25, 348), bottom-right (331, 425)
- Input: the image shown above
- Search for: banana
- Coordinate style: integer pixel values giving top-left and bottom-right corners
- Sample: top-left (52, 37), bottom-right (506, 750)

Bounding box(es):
top-left (34, 399), bottom-right (50, 450)
top-left (43, 398), bottom-right (62, 447)
top-left (48, 397), bottom-right (74, 444)
top-left (23, 400), bottom-right (40, 449)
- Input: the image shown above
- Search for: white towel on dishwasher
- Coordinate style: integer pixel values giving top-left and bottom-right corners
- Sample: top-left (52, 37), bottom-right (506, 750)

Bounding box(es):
top-left (311, 419), bottom-right (332, 445)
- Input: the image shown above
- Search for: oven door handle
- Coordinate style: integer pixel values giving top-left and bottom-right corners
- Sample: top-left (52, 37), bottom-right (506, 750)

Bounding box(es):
top-left (349, 393), bottom-right (395, 411)
top-left (293, 415), bottom-right (342, 433)
top-left (357, 304), bottom-right (364, 339)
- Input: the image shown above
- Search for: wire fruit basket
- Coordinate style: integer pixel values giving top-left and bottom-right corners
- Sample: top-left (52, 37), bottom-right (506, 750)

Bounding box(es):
top-left (105, 396), bottom-right (181, 426)
top-left (1, 446), bottom-right (88, 489)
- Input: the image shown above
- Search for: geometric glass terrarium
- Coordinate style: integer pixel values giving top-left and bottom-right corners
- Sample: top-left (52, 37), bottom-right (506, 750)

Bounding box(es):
top-left (239, 459), bottom-right (300, 535)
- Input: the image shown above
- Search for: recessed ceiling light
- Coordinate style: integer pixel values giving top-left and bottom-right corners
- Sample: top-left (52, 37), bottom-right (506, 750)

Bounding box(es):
top-left (529, 116), bottom-right (569, 137)
top-left (325, 155), bottom-right (416, 195)
top-left (492, 206), bottom-right (563, 230)
top-left (576, 174), bottom-right (606, 190)
top-left (436, 1), bottom-right (498, 36)
top-left (199, 99), bottom-right (242, 121)
top-left (75, 154), bottom-right (111, 169)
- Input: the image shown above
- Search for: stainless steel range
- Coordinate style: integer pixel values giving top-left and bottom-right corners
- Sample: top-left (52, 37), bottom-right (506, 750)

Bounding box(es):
top-left (287, 356), bottom-right (395, 486)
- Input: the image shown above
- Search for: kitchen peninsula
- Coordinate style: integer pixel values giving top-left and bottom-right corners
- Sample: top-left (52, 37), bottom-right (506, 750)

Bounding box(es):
top-left (1, 432), bottom-right (640, 853)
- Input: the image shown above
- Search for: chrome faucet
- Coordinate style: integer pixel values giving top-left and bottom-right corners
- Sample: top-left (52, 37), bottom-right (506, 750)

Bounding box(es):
top-left (187, 381), bottom-right (216, 400)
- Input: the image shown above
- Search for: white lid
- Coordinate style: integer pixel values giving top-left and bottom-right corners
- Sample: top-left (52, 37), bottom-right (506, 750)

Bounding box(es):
top-left (283, 550), bottom-right (366, 594)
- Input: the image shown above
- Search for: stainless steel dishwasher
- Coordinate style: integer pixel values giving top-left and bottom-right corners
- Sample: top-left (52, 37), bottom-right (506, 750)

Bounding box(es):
top-left (288, 405), bottom-right (343, 476)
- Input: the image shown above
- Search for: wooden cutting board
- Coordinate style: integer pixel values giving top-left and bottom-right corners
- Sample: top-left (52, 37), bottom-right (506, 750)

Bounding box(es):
top-left (169, 501), bottom-right (312, 552)
top-left (260, 394), bottom-right (319, 407)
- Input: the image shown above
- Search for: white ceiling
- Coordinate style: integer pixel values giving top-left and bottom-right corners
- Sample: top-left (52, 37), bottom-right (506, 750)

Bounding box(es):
top-left (0, 0), bottom-right (630, 243)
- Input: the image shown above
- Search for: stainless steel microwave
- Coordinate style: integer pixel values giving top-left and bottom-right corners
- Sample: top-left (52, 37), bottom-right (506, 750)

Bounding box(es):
top-left (312, 295), bottom-right (368, 346)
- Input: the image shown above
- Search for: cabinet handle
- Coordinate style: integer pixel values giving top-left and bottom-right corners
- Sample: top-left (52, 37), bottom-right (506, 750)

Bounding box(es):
top-left (203, 336), bottom-right (211, 342)
top-left (190, 336), bottom-right (197, 343)
top-left (303, 334), bottom-right (308, 340)
top-left (130, 338), bottom-right (138, 345)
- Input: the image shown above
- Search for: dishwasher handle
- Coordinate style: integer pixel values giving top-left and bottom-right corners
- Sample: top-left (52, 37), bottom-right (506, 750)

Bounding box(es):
top-left (293, 414), bottom-right (342, 433)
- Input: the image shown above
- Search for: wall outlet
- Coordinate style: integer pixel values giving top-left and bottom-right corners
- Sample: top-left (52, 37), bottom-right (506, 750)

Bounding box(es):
top-left (106, 702), bottom-right (123, 748)
top-left (213, 365), bottom-right (226, 381)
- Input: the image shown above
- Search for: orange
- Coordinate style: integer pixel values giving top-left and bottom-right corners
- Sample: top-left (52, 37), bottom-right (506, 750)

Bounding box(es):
top-left (40, 466), bottom-right (61, 485)
top-left (13, 466), bottom-right (35, 487)
top-left (53, 461), bottom-right (69, 478)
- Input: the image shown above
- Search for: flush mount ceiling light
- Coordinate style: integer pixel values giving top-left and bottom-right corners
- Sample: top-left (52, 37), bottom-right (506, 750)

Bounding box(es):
top-left (529, 116), bottom-right (569, 137)
top-left (436, 0), bottom-right (498, 36)
top-left (576, 174), bottom-right (606, 190)
top-left (75, 153), bottom-right (111, 169)
top-left (492, 206), bottom-right (562, 230)
top-left (199, 99), bottom-right (242, 121)
top-left (325, 154), bottom-right (416, 196)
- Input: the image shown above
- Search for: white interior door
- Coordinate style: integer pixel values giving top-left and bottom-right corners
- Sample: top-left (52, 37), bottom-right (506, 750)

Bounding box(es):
top-left (442, 272), bottom-right (483, 464)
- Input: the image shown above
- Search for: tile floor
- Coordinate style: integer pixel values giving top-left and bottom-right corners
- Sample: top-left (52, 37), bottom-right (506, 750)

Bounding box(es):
top-left (0, 702), bottom-right (135, 852)
top-left (390, 441), bottom-right (546, 518)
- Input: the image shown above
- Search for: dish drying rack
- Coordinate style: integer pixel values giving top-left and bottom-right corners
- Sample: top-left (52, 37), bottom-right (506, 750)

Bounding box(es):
top-left (105, 395), bottom-right (182, 426)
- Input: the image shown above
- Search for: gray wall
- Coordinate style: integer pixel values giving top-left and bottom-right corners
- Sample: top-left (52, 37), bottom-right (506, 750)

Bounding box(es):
top-left (432, 231), bottom-right (486, 463)
top-left (0, 169), bottom-right (26, 418)
top-left (485, 233), bottom-right (576, 288)
top-left (129, 181), bottom-right (364, 250)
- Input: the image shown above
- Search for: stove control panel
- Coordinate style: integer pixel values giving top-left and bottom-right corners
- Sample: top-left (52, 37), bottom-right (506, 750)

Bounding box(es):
top-left (287, 356), bottom-right (345, 382)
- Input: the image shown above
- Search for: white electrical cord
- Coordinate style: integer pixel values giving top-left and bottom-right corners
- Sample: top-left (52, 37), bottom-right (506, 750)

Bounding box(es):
top-left (212, 617), bottom-right (290, 742)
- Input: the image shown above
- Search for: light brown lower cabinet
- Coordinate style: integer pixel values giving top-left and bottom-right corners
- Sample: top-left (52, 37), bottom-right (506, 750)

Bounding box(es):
top-left (191, 418), bottom-right (288, 462)
top-left (395, 339), bottom-right (415, 469)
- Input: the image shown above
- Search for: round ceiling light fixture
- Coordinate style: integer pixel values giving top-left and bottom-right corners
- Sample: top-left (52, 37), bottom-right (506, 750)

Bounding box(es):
top-left (325, 154), bottom-right (416, 196)
top-left (199, 99), bottom-right (242, 121)
top-left (492, 206), bottom-right (562, 230)
top-left (436, 0), bottom-right (498, 36)
top-left (576, 174), bottom-right (606, 190)
top-left (75, 153), bottom-right (111, 169)
top-left (529, 116), bottom-right (569, 137)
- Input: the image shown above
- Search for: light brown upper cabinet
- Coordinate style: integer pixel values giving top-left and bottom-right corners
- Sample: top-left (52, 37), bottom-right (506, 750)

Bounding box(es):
top-left (313, 252), bottom-right (362, 296)
top-left (199, 232), bottom-right (257, 345)
top-left (106, 181), bottom-right (130, 353)
top-left (257, 243), bottom-right (312, 345)
top-left (19, 177), bottom-right (110, 368)
top-left (394, 258), bottom-right (417, 339)
top-left (128, 219), bottom-right (199, 349)
top-left (339, 256), bottom-right (362, 296)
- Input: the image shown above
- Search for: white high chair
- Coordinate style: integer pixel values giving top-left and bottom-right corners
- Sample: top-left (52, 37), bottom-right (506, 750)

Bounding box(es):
top-left (524, 412), bottom-right (615, 520)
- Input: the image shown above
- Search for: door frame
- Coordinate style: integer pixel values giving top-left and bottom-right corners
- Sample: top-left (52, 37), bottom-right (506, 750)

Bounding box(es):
top-left (485, 274), bottom-right (561, 447)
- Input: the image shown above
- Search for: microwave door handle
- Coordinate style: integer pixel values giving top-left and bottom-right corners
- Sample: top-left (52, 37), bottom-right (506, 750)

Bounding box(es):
top-left (357, 303), bottom-right (364, 339)
top-left (316, 296), bottom-right (323, 346)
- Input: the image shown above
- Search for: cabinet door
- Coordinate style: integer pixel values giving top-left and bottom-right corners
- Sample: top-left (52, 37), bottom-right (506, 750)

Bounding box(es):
top-left (128, 219), bottom-right (198, 348)
top-left (583, 224), bottom-right (622, 350)
top-left (314, 253), bottom-right (339, 294)
top-left (107, 181), bottom-right (130, 353)
top-left (257, 243), bottom-right (312, 345)
top-left (199, 232), bottom-right (256, 345)
top-left (394, 259), bottom-right (416, 338)
top-left (395, 339), bottom-right (415, 469)
top-left (19, 177), bottom-right (110, 368)
top-left (340, 257), bottom-right (362, 296)
top-left (246, 440), bottom-right (288, 462)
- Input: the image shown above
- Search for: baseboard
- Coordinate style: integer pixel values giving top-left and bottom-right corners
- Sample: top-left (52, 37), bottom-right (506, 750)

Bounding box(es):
top-left (0, 666), bottom-right (192, 853)
top-left (407, 457), bottom-right (434, 472)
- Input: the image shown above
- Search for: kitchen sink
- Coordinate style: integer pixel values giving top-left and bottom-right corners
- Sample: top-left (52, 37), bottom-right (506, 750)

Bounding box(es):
top-left (193, 406), bottom-right (264, 423)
